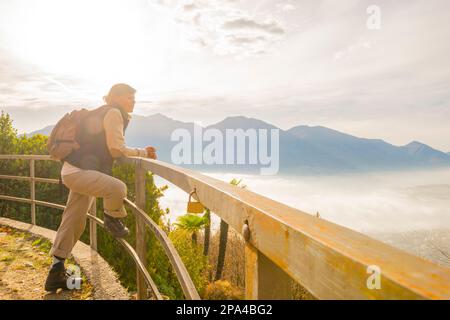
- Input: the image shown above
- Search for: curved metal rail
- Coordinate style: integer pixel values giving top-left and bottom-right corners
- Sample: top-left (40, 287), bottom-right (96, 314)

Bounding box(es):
top-left (86, 214), bottom-right (163, 300)
top-left (124, 199), bottom-right (198, 299)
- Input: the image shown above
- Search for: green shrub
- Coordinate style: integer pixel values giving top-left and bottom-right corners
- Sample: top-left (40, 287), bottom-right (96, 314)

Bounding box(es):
top-left (169, 229), bottom-right (210, 297)
top-left (203, 280), bottom-right (243, 300)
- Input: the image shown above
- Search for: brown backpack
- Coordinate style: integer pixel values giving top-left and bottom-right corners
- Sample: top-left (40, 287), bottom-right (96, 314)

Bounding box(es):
top-left (47, 108), bottom-right (91, 161)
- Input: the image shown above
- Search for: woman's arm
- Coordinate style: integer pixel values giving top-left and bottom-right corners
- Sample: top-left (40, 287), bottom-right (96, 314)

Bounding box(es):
top-left (103, 108), bottom-right (148, 158)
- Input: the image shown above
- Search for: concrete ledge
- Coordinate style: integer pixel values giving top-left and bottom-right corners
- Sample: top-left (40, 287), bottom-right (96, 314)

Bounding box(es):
top-left (0, 217), bottom-right (130, 300)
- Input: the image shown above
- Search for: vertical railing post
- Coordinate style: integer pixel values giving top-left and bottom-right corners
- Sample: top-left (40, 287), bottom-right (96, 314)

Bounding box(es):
top-left (30, 159), bottom-right (36, 225)
top-left (89, 197), bottom-right (97, 251)
top-left (135, 160), bottom-right (148, 300)
top-left (245, 243), bottom-right (293, 299)
top-left (244, 243), bottom-right (259, 299)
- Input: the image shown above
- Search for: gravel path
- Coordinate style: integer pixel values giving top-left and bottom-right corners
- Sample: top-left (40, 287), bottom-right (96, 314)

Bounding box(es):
top-left (0, 225), bottom-right (93, 300)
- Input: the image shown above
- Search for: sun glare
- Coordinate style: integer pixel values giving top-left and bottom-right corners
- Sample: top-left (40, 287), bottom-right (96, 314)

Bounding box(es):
top-left (4, 0), bottom-right (159, 83)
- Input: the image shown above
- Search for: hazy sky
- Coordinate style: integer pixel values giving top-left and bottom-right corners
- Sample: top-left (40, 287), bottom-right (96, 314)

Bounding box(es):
top-left (1, 0), bottom-right (449, 151)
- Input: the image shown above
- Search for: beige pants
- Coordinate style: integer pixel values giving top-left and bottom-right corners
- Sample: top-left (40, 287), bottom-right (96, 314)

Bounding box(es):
top-left (50, 169), bottom-right (128, 259)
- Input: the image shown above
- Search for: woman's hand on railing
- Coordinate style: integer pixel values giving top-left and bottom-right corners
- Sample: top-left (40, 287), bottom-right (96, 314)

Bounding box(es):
top-left (145, 146), bottom-right (157, 159)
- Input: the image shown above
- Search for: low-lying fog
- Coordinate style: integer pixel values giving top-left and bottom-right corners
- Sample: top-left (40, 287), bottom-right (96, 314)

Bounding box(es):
top-left (154, 167), bottom-right (450, 267)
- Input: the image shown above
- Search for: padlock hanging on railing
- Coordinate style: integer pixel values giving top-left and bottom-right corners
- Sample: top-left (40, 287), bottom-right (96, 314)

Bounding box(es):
top-left (186, 188), bottom-right (204, 214)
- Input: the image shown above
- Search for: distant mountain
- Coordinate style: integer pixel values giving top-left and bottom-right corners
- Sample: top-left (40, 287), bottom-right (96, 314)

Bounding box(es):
top-left (29, 125), bottom-right (54, 136)
top-left (29, 114), bottom-right (450, 175)
top-left (401, 141), bottom-right (450, 165)
top-left (125, 113), bottom-right (196, 162)
top-left (286, 126), bottom-right (450, 170)
top-left (206, 117), bottom-right (354, 173)
top-left (207, 115), bottom-right (278, 131)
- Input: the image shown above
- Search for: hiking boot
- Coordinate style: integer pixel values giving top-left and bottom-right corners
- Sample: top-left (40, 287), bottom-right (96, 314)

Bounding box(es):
top-left (44, 261), bottom-right (69, 292)
top-left (103, 213), bottom-right (130, 238)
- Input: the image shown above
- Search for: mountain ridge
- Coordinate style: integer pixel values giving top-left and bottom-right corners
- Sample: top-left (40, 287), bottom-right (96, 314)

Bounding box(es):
top-left (28, 113), bottom-right (450, 174)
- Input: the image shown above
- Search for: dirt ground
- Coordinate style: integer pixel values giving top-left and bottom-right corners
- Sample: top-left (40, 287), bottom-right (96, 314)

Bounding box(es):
top-left (0, 225), bottom-right (93, 300)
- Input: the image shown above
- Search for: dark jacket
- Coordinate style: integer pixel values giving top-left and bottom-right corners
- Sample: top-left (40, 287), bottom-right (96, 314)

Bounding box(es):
top-left (64, 104), bottom-right (129, 175)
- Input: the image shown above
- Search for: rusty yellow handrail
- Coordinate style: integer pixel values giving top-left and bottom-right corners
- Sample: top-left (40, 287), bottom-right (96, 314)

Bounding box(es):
top-left (128, 157), bottom-right (450, 300)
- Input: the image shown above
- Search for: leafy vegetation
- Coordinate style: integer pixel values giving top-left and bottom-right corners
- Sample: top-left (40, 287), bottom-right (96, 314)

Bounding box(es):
top-left (174, 213), bottom-right (209, 245)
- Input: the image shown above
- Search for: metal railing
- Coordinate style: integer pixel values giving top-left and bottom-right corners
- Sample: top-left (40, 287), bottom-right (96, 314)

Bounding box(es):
top-left (1, 154), bottom-right (450, 300)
